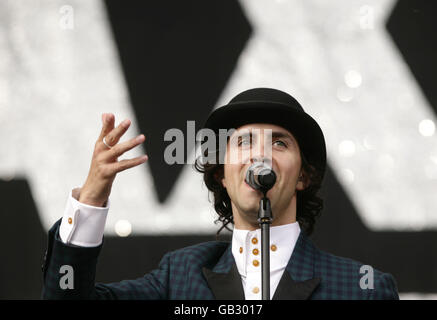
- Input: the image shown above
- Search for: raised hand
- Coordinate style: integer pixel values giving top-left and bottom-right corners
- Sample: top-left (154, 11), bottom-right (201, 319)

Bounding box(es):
top-left (78, 113), bottom-right (148, 207)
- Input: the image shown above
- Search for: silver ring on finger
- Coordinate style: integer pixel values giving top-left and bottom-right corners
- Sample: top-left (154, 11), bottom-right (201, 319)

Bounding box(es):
top-left (103, 136), bottom-right (113, 149)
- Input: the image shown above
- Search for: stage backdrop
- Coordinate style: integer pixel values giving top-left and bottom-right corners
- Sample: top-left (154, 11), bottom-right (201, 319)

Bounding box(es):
top-left (0, 0), bottom-right (436, 299)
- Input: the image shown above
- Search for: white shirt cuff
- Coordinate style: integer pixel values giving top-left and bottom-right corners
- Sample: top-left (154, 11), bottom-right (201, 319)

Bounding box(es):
top-left (59, 187), bottom-right (109, 247)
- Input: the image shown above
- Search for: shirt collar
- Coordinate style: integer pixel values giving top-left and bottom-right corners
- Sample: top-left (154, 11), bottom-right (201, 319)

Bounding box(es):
top-left (231, 222), bottom-right (301, 276)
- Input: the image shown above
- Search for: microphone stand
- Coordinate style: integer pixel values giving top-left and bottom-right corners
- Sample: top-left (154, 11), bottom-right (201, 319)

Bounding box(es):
top-left (258, 191), bottom-right (272, 300)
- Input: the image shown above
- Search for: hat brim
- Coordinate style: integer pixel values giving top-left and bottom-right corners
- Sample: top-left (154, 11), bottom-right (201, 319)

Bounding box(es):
top-left (203, 101), bottom-right (326, 178)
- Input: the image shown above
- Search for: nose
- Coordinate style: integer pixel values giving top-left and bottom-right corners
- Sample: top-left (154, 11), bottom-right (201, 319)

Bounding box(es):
top-left (250, 155), bottom-right (272, 167)
top-left (250, 134), bottom-right (272, 166)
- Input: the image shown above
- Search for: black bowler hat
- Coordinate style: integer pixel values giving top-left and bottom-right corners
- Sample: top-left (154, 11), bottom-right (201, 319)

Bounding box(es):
top-left (203, 88), bottom-right (327, 179)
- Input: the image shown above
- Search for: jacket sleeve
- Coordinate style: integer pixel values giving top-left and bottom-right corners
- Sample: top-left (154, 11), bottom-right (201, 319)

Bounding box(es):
top-left (371, 272), bottom-right (400, 300)
top-left (41, 219), bottom-right (170, 300)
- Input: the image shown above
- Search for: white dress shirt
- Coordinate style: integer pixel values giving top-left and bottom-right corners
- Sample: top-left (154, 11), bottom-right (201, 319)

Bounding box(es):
top-left (59, 187), bottom-right (301, 300)
top-left (59, 187), bottom-right (109, 247)
top-left (232, 222), bottom-right (300, 299)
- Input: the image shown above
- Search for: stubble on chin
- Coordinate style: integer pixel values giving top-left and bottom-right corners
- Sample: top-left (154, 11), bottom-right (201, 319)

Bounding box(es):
top-left (234, 202), bottom-right (260, 226)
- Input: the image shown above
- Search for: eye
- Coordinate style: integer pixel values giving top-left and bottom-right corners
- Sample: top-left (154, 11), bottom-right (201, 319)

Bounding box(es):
top-left (238, 136), bottom-right (251, 146)
top-left (273, 140), bottom-right (287, 147)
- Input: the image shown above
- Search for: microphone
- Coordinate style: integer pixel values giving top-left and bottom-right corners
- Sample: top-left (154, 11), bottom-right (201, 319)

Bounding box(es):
top-left (246, 162), bottom-right (276, 300)
top-left (245, 162), bottom-right (277, 192)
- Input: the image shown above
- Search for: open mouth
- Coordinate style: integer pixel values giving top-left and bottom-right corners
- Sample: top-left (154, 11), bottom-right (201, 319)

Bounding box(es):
top-left (244, 180), bottom-right (254, 190)
top-left (244, 180), bottom-right (263, 195)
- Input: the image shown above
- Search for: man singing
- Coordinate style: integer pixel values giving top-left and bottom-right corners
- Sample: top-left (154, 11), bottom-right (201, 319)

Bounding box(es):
top-left (41, 88), bottom-right (399, 299)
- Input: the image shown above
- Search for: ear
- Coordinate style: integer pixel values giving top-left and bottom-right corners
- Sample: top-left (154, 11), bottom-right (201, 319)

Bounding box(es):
top-left (221, 177), bottom-right (227, 188)
top-left (296, 171), bottom-right (307, 191)
top-left (213, 168), bottom-right (226, 188)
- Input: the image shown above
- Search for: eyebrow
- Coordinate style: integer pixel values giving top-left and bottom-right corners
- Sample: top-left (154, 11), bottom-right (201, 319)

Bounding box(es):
top-left (231, 130), bottom-right (295, 142)
top-left (271, 131), bottom-right (294, 141)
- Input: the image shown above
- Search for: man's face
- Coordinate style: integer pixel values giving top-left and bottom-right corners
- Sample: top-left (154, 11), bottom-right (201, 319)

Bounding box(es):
top-left (221, 123), bottom-right (305, 229)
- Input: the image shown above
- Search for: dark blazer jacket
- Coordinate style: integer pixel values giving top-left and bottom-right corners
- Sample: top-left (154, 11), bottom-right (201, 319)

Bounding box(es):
top-left (41, 219), bottom-right (399, 299)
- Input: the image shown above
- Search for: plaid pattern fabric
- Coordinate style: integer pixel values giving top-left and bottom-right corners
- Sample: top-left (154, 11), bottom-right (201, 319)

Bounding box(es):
top-left (289, 230), bottom-right (399, 300)
top-left (41, 219), bottom-right (399, 300)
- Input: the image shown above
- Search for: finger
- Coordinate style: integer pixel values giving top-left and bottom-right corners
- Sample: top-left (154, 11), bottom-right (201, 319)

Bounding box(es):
top-left (108, 155), bottom-right (148, 174)
top-left (98, 113), bottom-right (115, 141)
top-left (104, 134), bottom-right (145, 160)
top-left (102, 118), bottom-right (131, 147)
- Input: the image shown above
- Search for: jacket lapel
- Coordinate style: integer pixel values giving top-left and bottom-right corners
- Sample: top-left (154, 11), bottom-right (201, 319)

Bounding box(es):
top-left (202, 245), bottom-right (245, 300)
top-left (202, 231), bottom-right (321, 300)
top-left (272, 268), bottom-right (321, 300)
top-left (273, 231), bottom-right (321, 300)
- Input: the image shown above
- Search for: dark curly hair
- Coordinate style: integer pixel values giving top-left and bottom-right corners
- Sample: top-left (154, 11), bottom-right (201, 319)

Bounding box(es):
top-left (194, 134), bottom-right (324, 237)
